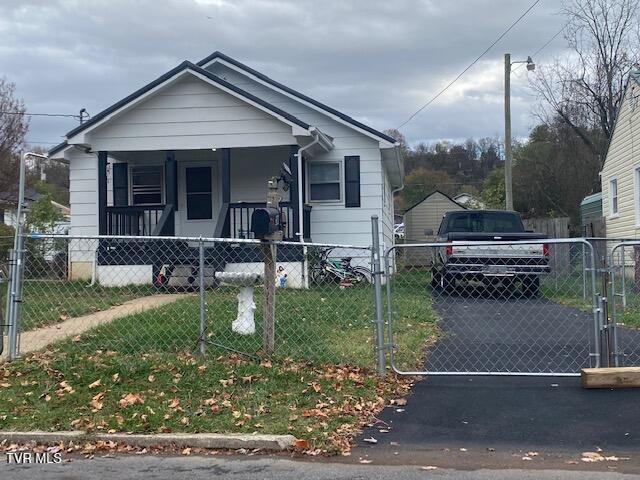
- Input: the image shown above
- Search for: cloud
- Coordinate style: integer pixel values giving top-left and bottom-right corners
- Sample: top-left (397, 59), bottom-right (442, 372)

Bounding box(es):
top-left (0, 0), bottom-right (567, 147)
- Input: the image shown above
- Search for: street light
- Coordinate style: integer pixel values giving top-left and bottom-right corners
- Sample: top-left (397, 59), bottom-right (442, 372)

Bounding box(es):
top-left (5, 151), bottom-right (48, 359)
top-left (504, 54), bottom-right (535, 211)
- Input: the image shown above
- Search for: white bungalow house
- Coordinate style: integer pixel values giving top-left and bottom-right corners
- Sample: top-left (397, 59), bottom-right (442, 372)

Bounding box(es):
top-left (49, 52), bottom-right (403, 286)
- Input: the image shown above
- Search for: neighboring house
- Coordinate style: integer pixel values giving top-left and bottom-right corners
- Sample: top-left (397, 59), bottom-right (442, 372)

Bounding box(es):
top-left (454, 192), bottom-right (484, 209)
top-left (0, 188), bottom-right (41, 228)
top-left (601, 70), bottom-right (640, 240)
top-left (48, 51), bottom-right (403, 286)
top-left (580, 192), bottom-right (604, 237)
top-left (403, 190), bottom-right (466, 243)
top-left (0, 189), bottom-right (70, 233)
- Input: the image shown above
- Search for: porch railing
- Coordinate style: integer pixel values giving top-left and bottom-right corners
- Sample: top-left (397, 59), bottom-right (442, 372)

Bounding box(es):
top-left (105, 202), bottom-right (310, 240)
top-left (106, 205), bottom-right (170, 236)
top-left (227, 202), bottom-right (311, 241)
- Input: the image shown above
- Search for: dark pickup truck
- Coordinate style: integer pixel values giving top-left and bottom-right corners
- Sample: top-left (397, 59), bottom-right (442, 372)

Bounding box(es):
top-left (431, 210), bottom-right (550, 296)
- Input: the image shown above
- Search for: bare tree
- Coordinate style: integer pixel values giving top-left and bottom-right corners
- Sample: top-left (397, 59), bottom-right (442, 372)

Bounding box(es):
top-left (0, 78), bottom-right (28, 204)
top-left (531, 0), bottom-right (639, 162)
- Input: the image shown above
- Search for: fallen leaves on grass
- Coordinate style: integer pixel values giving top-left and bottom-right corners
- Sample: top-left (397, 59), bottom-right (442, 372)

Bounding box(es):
top-left (90, 392), bottom-right (105, 412)
top-left (88, 379), bottom-right (102, 389)
top-left (118, 393), bottom-right (144, 408)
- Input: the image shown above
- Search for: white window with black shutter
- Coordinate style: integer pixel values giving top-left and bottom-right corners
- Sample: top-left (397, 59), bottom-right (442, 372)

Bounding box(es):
top-left (344, 156), bottom-right (360, 208)
top-left (130, 165), bottom-right (164, 205)
top-left (307, 161), bottom-right (342, 202)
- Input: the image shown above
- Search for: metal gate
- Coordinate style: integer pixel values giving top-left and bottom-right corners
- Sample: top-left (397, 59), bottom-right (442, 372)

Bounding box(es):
top-left (608, 241), bottom-right (640, 367)
top-left (383, 238), bottom-right (602, 376)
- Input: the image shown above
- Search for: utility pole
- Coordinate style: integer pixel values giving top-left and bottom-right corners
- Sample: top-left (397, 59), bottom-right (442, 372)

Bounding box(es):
top-left (504, 54), bottom-right (535, 212)
top-left (504, 53), bottom-right (513, 211)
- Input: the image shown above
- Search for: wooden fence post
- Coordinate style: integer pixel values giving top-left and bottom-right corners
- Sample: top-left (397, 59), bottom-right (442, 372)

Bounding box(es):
top-left (262, 242), bottom-right (276, 355)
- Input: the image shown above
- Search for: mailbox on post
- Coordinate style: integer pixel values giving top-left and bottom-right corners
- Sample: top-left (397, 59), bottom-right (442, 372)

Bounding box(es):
top-left (251, 207), bottom-right (285, 240)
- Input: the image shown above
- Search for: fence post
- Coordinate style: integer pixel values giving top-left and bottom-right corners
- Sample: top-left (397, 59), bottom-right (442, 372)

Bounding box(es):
top-left (371, 216), bottom-right (385, 377)
top-left (262, 242), bottom-right (276, 356)
top-left (198, 238), bottom-right (206, 357)
top-left (8, 235), bottom-right (26, 361)
top-left (3, 249), bottom-right (16, 358)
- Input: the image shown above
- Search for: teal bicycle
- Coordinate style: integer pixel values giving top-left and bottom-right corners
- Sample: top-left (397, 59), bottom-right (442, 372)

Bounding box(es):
top-left (309, 247), bottom-right (371, 285)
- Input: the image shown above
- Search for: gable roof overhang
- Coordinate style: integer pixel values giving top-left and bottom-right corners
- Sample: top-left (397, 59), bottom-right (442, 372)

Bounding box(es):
top-left (601, 69), bottom-right (640, 171)
top-left (381, 145), bottom-right (404, 189)
top-left (402, 190), bottom-right (467, 215)
top-left (62, 61), bottom-right (316, 148)
top-left (197, 51), bottom-right (398, 147)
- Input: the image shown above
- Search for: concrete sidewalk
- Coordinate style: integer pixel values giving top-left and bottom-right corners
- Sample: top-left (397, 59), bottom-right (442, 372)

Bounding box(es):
top-left (2, 293), bottom-right (187, 359)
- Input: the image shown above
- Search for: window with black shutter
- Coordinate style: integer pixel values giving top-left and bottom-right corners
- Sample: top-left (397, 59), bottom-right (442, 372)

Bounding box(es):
top-left (112, 163), bottom-right (128, 206)
top-left (344, 156), bottom-right (360, 208)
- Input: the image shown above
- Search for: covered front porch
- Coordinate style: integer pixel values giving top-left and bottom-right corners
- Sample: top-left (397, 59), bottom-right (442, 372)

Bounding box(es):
top-left (98, 145), bottom-right (312, 242)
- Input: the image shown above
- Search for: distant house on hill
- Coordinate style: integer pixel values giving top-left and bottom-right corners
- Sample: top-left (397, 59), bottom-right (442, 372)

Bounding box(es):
top-left (453, 192), bottom-right (484, 209)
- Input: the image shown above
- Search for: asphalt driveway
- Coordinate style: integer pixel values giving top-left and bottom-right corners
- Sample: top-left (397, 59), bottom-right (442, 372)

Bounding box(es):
top-left (354, 294), bottom-right (640, 465)
top-left (423, 294), bottom-right (596, 374)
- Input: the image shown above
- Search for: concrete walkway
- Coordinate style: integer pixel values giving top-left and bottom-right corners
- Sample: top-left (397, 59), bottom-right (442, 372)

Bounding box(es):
top-left (2, 294), bottom-right (187, 358)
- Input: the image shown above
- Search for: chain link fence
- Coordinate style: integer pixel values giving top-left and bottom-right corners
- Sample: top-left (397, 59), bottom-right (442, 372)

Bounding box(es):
top-left (608, 241), bottom-right (640, 367)
top-left (384, 239), bottom-right (602, 375)
top-left (3, 234), bottom-right (377, 366)
top-left (6, 229), bottom-right (640, 377)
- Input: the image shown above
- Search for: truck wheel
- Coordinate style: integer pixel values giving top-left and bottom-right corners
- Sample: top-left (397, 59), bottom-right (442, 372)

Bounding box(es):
top-left (430, 269), bottom-right (441, 290)
top-left (441, 273), bottom-right (456, 293)
top-left (522, 277), bottom-right (540, 298)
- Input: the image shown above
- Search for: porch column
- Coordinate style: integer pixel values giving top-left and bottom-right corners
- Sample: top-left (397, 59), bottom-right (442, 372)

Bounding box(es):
top-left (221, 148), bottom-right (231, 203)
top-left (98, 151), bottom-right (107, 235)
top-left (221, 148), bottom-right (231, 237)
top-left (165, 151), bottom-right (177, 209)
top-left (288, 144), bottom-right (300, 241)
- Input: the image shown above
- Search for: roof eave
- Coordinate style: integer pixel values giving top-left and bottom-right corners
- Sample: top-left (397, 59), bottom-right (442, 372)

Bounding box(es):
top-left (198, 51), bottom-right (397, 144)
top-left (63, 61), bottom-right (312, 145)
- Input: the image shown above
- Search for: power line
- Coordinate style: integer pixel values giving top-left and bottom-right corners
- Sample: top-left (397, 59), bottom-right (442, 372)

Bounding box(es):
top-left (397, 0), bottom-right (542, 130)
top-left (1, 111), bottom-right (80, 119)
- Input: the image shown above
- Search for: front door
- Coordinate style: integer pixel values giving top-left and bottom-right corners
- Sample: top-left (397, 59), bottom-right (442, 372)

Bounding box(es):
top-left (177, 162), bottom-right (218, 237)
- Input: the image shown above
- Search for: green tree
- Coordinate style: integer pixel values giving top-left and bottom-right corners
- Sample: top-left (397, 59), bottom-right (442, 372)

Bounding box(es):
top-left (481, 168), bottom-right (506, 209)
top-left (25, 195), bottom-right (63, 233)
top-left (398, 167), bottom-right (455, 211)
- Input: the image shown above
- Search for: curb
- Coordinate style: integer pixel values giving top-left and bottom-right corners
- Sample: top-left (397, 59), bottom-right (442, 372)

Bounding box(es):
top-left (0, 431), bottom-right (296, 451)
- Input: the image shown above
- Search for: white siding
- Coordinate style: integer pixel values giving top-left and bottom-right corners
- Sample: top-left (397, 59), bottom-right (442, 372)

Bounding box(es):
top-left (86, 75), bottom-right (297, 151)
top-left (67, 148), bottom-right (98, 236)
top-left (205, 63), bottom-right (388, 247)
top-left (404, 192), bottom-right (465, 243)
top-left (229, 146), bottom-right (290, 202)
top-left (602, 79), bottom-right (640, 239)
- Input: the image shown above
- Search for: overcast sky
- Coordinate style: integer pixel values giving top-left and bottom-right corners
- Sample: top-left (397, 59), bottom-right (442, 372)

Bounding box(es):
top-left (0, 0), bottom-right (567, 149)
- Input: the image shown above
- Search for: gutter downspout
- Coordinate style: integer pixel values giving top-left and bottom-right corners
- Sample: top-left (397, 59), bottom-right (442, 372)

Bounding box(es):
top-left (388, 144), bottom-right (404, 277)
top-left (296, 128), bottom-right (322, 242)
top-left (296, 128), bottom-right (321, 290)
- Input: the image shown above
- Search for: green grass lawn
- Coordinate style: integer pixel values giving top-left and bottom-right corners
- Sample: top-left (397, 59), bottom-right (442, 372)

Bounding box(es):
top-left (385, 268), bottom-right (439, 372)
top-left (0, 272), bottom-right (436, 453)
top-left (2, 280), bottom-right (155, 331)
